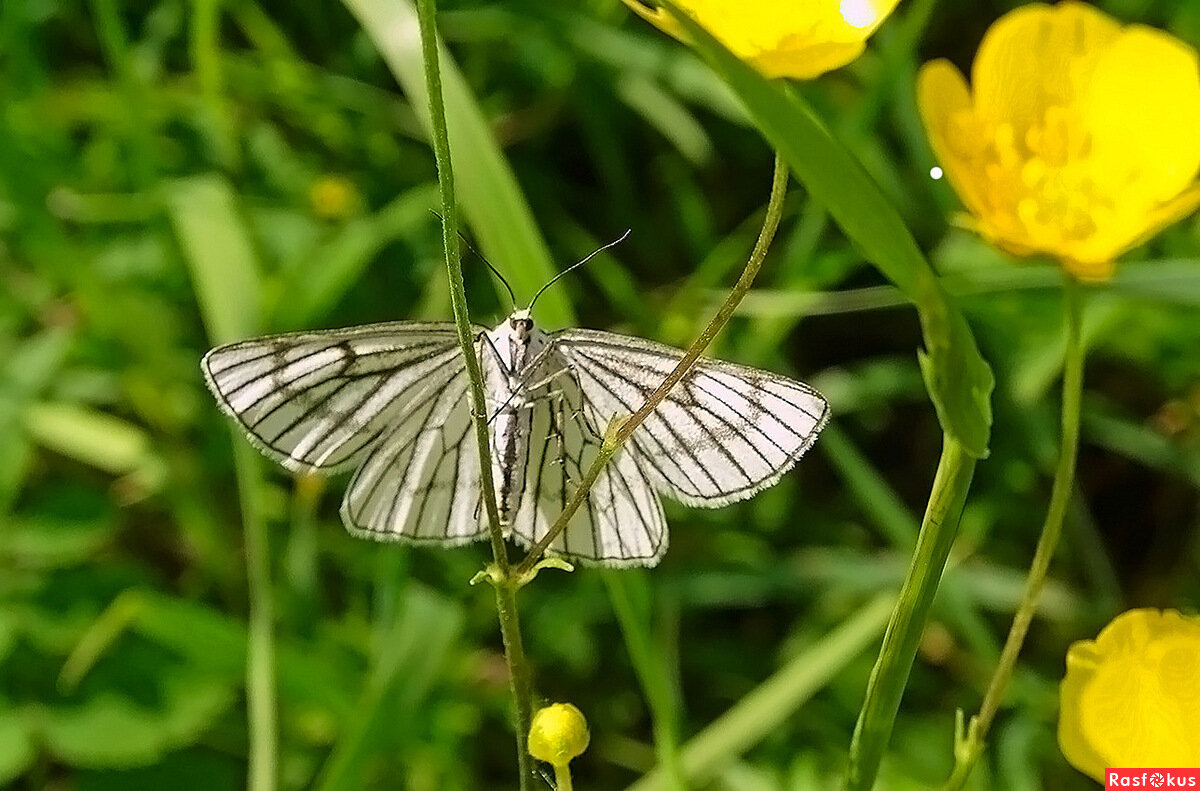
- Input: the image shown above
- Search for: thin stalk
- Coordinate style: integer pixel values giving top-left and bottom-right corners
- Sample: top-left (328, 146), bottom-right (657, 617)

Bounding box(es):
top-left (843, 436), bottom-right (977, 791)
top-left (943, 281), bottom-right (1086, 790)
top-left (604, 573), bottom-right (686, 790)
top-left (414, 1), bottom-right (533, 786)
top-left (232, 441), bottom-right (277, 791)
top-left (514, 154), bottom-right (789, 576)
top-left (629, 594), bottom-right (895, 791)
top-left (554, 765), bottom-right (575, 791)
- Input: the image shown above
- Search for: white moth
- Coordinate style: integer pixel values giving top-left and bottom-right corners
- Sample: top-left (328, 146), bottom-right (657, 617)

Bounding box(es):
top-left (202, 306), bottom-right (829, 567)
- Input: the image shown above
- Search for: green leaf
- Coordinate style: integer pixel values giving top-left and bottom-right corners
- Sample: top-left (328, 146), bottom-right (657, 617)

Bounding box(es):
top-left (660, 2), bottom-right (993, 458)
top-left (23, 403), bottom-right (166, 493)
top-left (0, 515), bottom-right (112, 570)
top-left (274, 183), bottom-right (441, 328)
top-left (166, 174), bottom-right (264, 342)
top-left (41, 673), bottom-right (234, 768)
top-left (0, 708), bottom-right (35, 785)
top-left (342, 0), bottom-right (576, 327)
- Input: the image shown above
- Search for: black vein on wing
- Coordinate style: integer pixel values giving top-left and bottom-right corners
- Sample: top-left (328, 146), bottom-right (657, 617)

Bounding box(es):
top-left (344, 368), bottom-right (468, 533)
top-left (558, 332), bottom-right (824, 424)
top-left (564, 350), bottom-right (732, 492)
top-left (210, 342), bottom-right (464, 470)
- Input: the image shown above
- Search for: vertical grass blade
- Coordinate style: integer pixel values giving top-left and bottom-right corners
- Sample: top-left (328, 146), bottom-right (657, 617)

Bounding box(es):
top-left (341, 0), bottom-right (575, 328)
top-left (604, 571), bottom-right (686, 791)
top-left (844, 439), bottom-right (976, 791)
top-left (168, 174), bottom-right (276, 791)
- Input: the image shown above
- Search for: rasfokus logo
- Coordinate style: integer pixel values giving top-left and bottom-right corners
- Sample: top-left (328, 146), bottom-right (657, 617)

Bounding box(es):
top-left (1106, 769), bottom-right (1200, 788)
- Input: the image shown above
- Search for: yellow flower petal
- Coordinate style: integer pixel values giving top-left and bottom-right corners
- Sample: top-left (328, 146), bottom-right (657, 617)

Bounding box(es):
top-left (972, 2), bottom-right (1120, 134)
top-left (1059, 609), bottom-right (1200, 781)
top-left (917, 60), bottom-right (990, 222)
top-left (622, 0), bottom-right (899, 79)
top-left (1085, 26), bottom-right (1200, 200)
top-left (753, 40), bottom-right (867, 81)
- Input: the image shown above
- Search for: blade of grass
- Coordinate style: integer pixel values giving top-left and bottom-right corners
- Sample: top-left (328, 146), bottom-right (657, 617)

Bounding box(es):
top-left (604, 571), bottom-right (686, 791)
top-left (341, 0), bottom-right (574, 327)
top-left (168, 173), bottom-right (276, 791)
top-left (168, 175), bottom-right (264, 344)
top-left (818, 422), bottom-right (919, 550)
top-left (627, 594), bottom-right (895, 791)
top-left (658, 0), bottom-right (993, 460)
top-left (274, 182), bottom-right (441, 328)
top-left (844, 438), bottom-right (976, 791)
top-left (314, 586), bottom-right (464, 791)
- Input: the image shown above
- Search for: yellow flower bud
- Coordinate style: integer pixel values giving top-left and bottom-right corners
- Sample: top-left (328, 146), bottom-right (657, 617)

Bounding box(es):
top-left (528, 703), bottom-right (590, 765)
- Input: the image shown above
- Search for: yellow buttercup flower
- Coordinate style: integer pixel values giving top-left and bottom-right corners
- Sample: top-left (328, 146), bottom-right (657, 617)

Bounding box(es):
top-left (1059, 609), bottom-right (1200, 780)
top-left (623, 0), bottom-right (900, 80)
top-left (918, 2), bottom-right (1200, 281)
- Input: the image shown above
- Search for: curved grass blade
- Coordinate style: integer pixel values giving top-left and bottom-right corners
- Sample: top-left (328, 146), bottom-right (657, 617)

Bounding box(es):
top-left (657, 1), bottom-right (993, 459)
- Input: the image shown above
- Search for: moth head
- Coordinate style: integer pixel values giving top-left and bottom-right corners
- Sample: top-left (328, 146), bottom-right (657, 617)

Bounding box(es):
top-left (509, 309), bottom-right (534, 342)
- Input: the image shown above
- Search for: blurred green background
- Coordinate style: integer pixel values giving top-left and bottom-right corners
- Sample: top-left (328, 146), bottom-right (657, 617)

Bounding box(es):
top-left (2, 0), bottom-right (1198, 789)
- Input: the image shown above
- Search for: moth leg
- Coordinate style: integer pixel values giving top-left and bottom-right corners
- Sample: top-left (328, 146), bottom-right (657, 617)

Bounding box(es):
top-left (543, 387), bottom-right (581, 486)
top-left (487, 361), bottom-right (574, 422)
top-left (562, 366), bottom-right (605, 442)
top-left (527, 364), bottom-right (575, 394)
top-left (476, 330), bottom-right (506, 371)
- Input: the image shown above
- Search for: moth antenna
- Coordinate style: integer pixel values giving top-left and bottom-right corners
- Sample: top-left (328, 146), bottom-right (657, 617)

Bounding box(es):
top-left (430, 210), bottom-right (517, 310)
top-left (529, 229), bottom-right (631, 312)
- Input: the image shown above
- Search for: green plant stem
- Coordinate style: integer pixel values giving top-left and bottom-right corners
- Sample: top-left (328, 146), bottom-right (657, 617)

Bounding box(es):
top-left (843, 436), bottom-right (976, 791)
top-left (604, 572), bottom-right (685, 791)
top-left (414, 1), bottom-right (533, 787)
top-left (514, 153), bottom-right (789, 576)
top-left (555, 764), bottom-right (575, 791)
top-left (232, 441), bottom-right (277, 791)
top-left (943, 281), bottom-right (1086, 790)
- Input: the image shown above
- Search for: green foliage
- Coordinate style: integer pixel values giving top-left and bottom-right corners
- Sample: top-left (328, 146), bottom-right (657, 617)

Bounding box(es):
top-left (1, 1), bottom-right (1197, 790)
